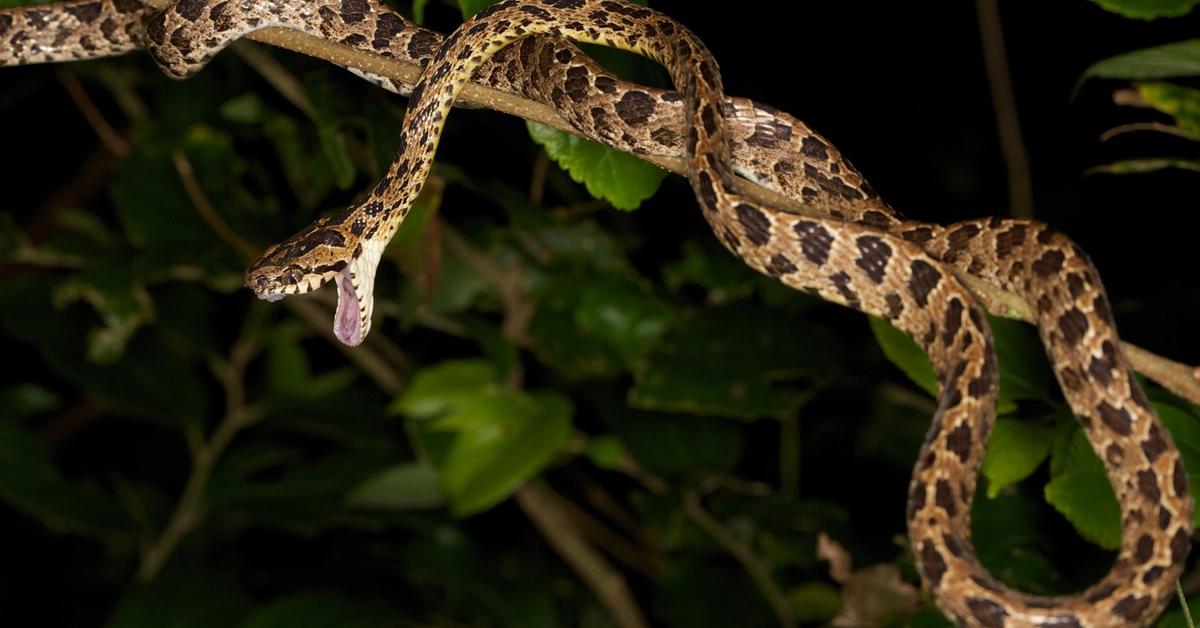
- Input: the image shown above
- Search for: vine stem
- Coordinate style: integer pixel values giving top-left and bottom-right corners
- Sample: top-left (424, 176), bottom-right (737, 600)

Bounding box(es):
top-left (1179, 580), bottom-right (1196, 628)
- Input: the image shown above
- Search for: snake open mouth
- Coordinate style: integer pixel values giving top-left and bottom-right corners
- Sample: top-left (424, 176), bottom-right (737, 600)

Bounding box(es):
top-left (333, 267), bottom-right (365, 347)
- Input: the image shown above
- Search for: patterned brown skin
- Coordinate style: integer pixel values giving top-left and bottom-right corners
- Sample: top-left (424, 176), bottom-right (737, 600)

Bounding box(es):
top-left (1, 0), bottom-right (1192, 624)
top-left (0, 0), bottom-right (149, 64)
top-left (2, 0), bottom-right (879, 217)
top-left (243, 1), bottom-right (1192, 623)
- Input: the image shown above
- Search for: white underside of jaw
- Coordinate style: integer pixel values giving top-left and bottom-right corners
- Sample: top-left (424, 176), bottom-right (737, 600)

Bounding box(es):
top-left (332, 239), bottom-right (385, 347)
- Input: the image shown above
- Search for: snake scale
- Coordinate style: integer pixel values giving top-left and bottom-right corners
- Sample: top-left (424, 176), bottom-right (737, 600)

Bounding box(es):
top-left (1, 0), bottom-right (1192, 625)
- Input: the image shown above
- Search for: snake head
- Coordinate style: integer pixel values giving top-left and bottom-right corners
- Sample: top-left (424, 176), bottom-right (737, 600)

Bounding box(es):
top-left (244, 216), bottom-right (384, 347)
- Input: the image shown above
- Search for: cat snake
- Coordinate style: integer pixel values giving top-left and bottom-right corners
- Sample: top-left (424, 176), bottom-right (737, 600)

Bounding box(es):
top-left (0, 0), bottom-right (1192, 625)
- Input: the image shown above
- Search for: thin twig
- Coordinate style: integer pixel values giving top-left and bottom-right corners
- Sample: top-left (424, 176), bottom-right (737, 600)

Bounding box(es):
top-left (555, 488), bottom-right (667, 578)
top-left (976, 0), bottom-right (1034, 218)
top-left (171, 150), bottom-right (260, 259)
top-left (231, 41), bottom-right (317, 120)
top-left (515, 483), bottom-right (650, 628)
top-left (57, 69), bottom-right (129, 157)
top-left (529, 150), bottom-right (549, 207)
top-left (442, 224), bottom-right (534, 347)
top-left (683, 490), bottom-right (796, 628)
top-left (1180, 580), bottom-right (1196, 628)
top-left (1100, 122), bottom-right (1199, 142)
top-left (780, 413), bottom-right (800, 499)
top-left (137, 324), bottom-right (263, 582)
top-left (285, 297), bottom-right (405, 395)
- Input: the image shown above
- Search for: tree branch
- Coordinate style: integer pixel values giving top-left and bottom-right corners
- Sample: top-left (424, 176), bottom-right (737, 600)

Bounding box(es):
top-left (237, 17), bottom-right (1200, 403)
top-left (136, 322), bottom-right (263, 582)
top-left (130, 1), bottom-right (1199, 404)
top-left (515, 483), bottom-right (650, 628)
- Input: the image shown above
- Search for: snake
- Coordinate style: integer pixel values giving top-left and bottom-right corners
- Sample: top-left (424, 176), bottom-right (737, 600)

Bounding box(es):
top-left (1, 0), bottom-right (1192, 625)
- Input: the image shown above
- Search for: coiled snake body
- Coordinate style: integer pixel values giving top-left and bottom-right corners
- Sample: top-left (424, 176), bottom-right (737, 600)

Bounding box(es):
top-left (1, 0), bottom-right (1192, 625)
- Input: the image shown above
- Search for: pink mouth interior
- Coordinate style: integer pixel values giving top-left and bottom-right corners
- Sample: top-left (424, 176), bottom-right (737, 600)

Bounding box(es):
top-left (333, 269), bottom-right (364, 346)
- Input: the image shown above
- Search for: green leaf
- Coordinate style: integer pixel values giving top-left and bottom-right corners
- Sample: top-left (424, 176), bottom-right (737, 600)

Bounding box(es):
top-left (0, 421), bottom-right (130, 535)
top-left (1089, 0), bottom-right (1199, 19)
top-left (663, 240), bottom-right (760, 301)
top-left (1044, 427), bottom-right (1120, 549)
top-left (631, 304), bottom-right (837, 418)
top-left (239, 592), bottom-right (402, 628)
top-left (347, 462), bottom-right (444, 510)
top-left (402, 245), bottom-right (491, 316)
top-left (265, 335), bottom-right (312, 396)
top-left (111, 142), bottom-right (234, 271)
top-left (981, 417), bottom-right (1056, 497)
top-left (0, 278), bottom-right (209, 426)
top-left (392, 359), bottom-right (497, 418)
top-left (1137, 81), bottom-right (1200, 136)
top-left (527, 276), bottom-right (634, 379)
top-left (870, 316), bottom-right (1036, 414)
top-left (508, 208), bottom-right (635, 276)
top-left (1158, 596), bottom-right (1200, 627)
top-left (53, 257), bottom-right (156, 363)
top-left (0, 213), bottom-right (28, 258)
top-left (787, 582), bottom-right (841, 623)
top-left (458, 0), bottom-right (498, 18)
top-left (990, 317), bottom-right (1052, 404)
top-left (971, 491), bottom-right (1068, 593)
top-left (585, 434), bottom-right (630, 470)
top-left (607, 411), bottom-right (743, 476)
top-left (220, 92), bottom-right (268, 124)
top-left (869, 316), bottom-right (936, 397)
top-left (1081, 39), bottom-right (1200, 85)
top-left (0, 383), bottom-right (60, 419)
top-left (395, 360), bottom-right (573, 515)
top-left (262, 112), bottom-right (337, 211)
top-left (527, 121), bottom-right (668, 210)
top-left (208, 449), bottom-right (400, 534)
top-left (1090, 158), bottom-right (1200, 174)
top-left (412, 0), bottom-right (429, 23)
top-left (306, 74), bottom-right (360, 189)
top-left (572, 279), bottom-right (673, 360)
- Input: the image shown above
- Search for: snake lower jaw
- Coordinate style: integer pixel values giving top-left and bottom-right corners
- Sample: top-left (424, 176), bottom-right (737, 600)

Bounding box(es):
top-left (245, 262), bottom-right (375, 347)
top-left (333, 266), bottom-right (373, 346)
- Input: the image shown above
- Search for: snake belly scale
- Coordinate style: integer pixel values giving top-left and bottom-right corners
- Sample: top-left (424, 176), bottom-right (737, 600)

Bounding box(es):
top-left (0, 0), bottom-right (1192, 625)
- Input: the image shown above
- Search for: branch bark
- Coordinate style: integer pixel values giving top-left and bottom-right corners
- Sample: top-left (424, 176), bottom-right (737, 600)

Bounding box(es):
top-left (130, 1), bottom-right (1198, 404)
top-left (516, 483), bottom-right (650, 628)
top-left (137, 324), bottom-right (262, 582)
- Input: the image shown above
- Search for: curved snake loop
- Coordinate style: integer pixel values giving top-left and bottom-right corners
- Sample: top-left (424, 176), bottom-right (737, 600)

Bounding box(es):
top-left (1, 0), bottom-right (1192, 625)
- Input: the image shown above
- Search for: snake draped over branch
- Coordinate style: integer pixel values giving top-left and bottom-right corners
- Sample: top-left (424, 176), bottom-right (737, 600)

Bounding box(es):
top-left (1, 0), bottom-right (1194, 625)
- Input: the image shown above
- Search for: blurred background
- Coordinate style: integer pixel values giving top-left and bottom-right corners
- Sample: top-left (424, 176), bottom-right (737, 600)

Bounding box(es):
top-left (1, 0), bottom-right (1198, 626)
